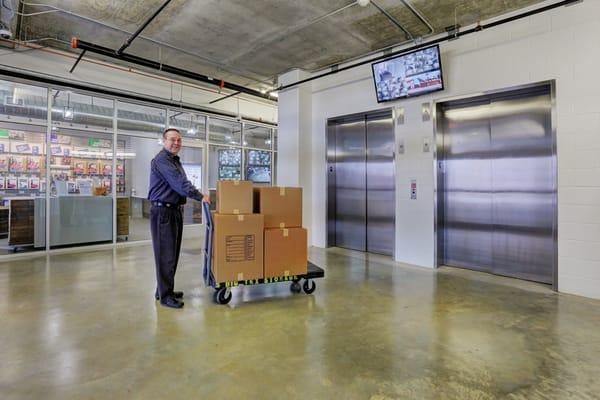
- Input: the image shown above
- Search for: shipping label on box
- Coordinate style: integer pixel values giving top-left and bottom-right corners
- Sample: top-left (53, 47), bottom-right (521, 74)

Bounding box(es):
top-left (225, 234), bottom-right (255, 262)
top-left (216, 180), bottom-right (253, 214)
top-left (213, 213), bottom-right (264, 283)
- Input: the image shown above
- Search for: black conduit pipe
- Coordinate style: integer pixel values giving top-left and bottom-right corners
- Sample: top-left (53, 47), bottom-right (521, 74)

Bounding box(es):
top-left (70, 38), bottom-right (275, 102)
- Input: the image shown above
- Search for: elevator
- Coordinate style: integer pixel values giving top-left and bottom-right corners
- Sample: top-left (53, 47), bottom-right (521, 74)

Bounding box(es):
top-left (436, 83), bottom-right (557, 286)
top-left (327, 110), bottom-right (395, 256)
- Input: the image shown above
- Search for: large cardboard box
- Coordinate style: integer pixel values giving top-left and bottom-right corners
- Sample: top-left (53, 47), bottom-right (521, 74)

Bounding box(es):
top-left (213, 213), bottom-right (264, 283)
top-left (256, 187), bottom-right (302, 228)
top-left (264, 227), bottom-right (307, 278)
top-left (217, 180), bottom-right (253, 214)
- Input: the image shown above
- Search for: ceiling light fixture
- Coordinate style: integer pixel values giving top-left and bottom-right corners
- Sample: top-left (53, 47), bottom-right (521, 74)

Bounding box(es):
top-left (357, 0), bottom-right (370, 7)
top-left (63, 107), bottom-right (74, 120)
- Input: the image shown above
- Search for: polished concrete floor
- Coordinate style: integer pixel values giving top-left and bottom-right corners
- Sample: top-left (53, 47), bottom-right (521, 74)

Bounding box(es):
top-left (1, 242), bottom-right (599, 400)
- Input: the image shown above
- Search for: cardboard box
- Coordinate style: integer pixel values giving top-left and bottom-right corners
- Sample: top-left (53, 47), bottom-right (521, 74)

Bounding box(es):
top-left (213, 213), bottom-right (264, 283)
top-left (217, 180), bottom-right (253, 215)
top-left (255, 187), bottom-right (302, 228)
top-left (264, 227), bottom-right (307, 278)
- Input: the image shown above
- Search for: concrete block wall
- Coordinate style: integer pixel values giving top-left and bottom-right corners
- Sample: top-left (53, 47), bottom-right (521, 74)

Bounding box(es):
top-left (279, 0), bottom-right (600, 299)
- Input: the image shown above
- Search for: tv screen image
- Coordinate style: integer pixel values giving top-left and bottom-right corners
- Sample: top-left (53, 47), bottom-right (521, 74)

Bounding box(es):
top-left (247, 166), bottom-right (271, 183)
top-left (371, 45), bottom-right (443, 102)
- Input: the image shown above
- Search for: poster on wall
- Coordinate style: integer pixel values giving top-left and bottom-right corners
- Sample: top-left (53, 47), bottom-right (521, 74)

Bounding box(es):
top-left (27, 157), bottom-right (41, 173)
top-left (15, 143), bottom-right (31, 154)
top-left (0, 155), bottom-right (8, 172)
top-left (88, 162), bottom-right (98, 175)
top-left (9, 156), bottom-right (25, 172)
top-left (74, 161), bottom-right (87, 174)
top-left (29, 177), bottom-right (40, 190)
top-left (102, 163), bottom-right (112, 176)
top-left (182, 164), bottom-right (202, 189)
top-left (18, 176), bottom-right (29, 190)
top-left (6, 176), bottom-right (17, 189)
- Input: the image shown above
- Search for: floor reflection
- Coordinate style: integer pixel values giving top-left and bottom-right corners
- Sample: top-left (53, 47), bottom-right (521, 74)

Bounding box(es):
top-left (0, 244), bottom-right (599, 399)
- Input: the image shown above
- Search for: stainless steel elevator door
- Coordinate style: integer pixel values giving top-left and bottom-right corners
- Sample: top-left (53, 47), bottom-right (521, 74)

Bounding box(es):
top-left (334, 119), bottom-right (367, 252)
top-left (439, 85), bottom-right (556, 285)
top-left (366, 113), bottom-right (395, 255)
top-left (441, 100), bottom-right (494, 272)
top-left (490, 92), bottom-right (554, 283)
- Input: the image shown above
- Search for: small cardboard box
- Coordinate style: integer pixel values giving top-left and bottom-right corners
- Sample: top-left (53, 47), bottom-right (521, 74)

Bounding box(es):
top-left (264, 227), bottom-right (307, 278)
top-left (217, 180), bottom-right (253, 215)
top-left (256, 187), bottom-right (302, 228)
top-left (213, 213), bottom-right (264, 283)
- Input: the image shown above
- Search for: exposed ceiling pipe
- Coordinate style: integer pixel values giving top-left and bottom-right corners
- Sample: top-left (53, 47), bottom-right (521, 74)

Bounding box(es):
top-left (277, 0), bottom-right (581, 92)
top-left (70, 38), bottom-right (277, 102)
top-left (399, 0), bottom-right (434, 35)
top-left (1, 37), bottom-right (275, 108)
top-left (116, 0), bottom-right (171, 55)
top-left (370, 0), bottom-right (413, 40)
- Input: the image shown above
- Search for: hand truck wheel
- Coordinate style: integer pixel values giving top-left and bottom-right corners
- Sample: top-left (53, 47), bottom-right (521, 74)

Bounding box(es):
top-left (303, 279), bottom-right (316, 294)
top-left (215, 287), bottom-right (232, 304)
top-left (290, 281), bottom-right (302, 293)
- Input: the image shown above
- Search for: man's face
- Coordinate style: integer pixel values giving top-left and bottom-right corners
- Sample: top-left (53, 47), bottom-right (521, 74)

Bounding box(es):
top-left (163, 130), bottom-right (182, 155)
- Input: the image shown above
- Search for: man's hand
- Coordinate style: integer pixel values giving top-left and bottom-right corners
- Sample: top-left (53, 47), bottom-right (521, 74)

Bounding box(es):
top-left (202, 195), bottom-right (211, 204)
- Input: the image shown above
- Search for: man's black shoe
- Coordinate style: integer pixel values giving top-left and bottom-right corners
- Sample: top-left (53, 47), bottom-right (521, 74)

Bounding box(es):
top-left (160, 297), bottom-right (184, 309)
top-left (155, 291), bottom-right (184, 300)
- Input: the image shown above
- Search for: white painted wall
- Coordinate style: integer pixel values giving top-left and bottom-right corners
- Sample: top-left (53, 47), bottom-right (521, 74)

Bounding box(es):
top-left (0, 46), bottom-right (277, 123)
top-left (278, 69), bottom-right (313, 240)
top-left (280, 0), bottom-right (600, 299)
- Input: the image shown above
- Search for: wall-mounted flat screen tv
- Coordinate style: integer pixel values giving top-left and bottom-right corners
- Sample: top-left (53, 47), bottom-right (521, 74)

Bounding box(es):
top-left (371, 45), bottom-right (443, 103)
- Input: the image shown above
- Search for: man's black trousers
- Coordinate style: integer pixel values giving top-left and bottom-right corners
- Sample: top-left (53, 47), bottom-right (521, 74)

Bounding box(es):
top-left (150, 205), bottom-right (183, 301)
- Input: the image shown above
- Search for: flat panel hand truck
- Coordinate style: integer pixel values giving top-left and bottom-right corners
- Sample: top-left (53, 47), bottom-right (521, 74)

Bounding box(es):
top-left (202, 202), bottom-right (324, 305)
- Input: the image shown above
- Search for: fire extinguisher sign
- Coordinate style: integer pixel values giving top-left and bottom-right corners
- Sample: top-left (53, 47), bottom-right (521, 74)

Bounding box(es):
top-left (410, 179), bottom-right (417, 200)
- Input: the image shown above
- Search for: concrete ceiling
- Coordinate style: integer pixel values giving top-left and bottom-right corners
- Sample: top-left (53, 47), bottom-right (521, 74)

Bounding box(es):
top-left (16, 0), bottom-right (548, 92)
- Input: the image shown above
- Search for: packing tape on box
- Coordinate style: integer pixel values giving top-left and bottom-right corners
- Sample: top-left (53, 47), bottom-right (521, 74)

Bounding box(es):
top-left (283, 228), bottom-right (289, 237)
top-left (238, 215), bottom-right (244, 222)
top-left (237, 272), bottom-right (244, 281)
top-left (234, 180), bottom-right (240, 186)
top-left (233, 209), bottom-right (239, 215)
top-left (279, 187), bottom-right (286, 196)
top-left (279, 222), bottom-right (285, 228)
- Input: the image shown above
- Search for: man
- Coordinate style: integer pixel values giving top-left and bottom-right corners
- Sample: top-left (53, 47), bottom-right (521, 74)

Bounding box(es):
top-left (148, 128), bottom-right (209, 309)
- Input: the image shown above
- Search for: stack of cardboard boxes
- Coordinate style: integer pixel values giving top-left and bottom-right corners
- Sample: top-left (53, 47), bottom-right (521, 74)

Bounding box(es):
top-left (212, 181), bottom-right (307, 283)
top-left (213, 180), bottom-right (263, 283)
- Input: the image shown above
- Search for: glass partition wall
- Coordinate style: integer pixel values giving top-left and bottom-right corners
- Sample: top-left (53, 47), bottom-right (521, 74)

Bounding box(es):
top-left (0, 76), bottom-right (276, 257)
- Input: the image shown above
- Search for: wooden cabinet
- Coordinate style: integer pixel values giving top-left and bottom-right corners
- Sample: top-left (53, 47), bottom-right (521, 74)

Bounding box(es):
top-left (116, 197), bottom-right (129, 236)
top-left (0, 206), bottom-right (9, 239)
top-left (9, 199), bottom-right (34, 246)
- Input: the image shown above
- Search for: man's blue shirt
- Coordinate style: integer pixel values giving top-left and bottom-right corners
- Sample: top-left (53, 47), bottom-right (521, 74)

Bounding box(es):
top-left (148, 149), bottom-right (203, 205)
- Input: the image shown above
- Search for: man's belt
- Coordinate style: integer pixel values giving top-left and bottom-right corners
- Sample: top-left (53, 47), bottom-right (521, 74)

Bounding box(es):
top-left (152, 201), bottom-right (180, 208)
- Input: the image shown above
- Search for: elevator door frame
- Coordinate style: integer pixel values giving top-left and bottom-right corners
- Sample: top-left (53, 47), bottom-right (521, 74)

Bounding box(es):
top-left (433, 80), bottom-right (558, 290)
top-left (326, 108), bottom-right (396, 258)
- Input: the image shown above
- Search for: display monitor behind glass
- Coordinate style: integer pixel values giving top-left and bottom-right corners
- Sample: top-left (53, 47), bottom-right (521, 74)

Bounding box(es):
top-left (371, 45), bottom-right (443, 103)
